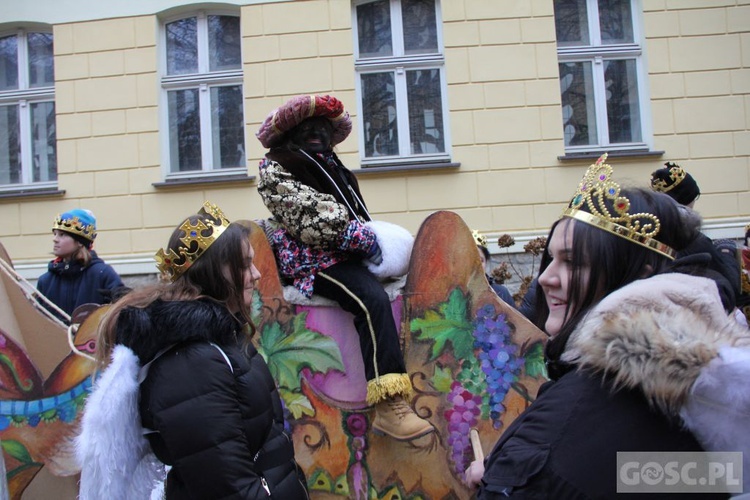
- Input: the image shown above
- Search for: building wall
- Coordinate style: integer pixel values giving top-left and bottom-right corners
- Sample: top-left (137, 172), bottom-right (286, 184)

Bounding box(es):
top-left (0, 0), bottom-right (748, 283)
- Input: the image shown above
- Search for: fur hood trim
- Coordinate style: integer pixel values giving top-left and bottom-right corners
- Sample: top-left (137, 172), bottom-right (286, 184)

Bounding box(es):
top-left (116, 299), bottom-right (241, 364)
top-left (562, 273), bottom-right (750, 416)
top-left (76, 345), bottom-right (165, 499)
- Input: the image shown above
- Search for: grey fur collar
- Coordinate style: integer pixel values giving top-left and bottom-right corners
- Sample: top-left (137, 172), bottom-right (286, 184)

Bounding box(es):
top-left (561, 273), bottom-right (750, 416)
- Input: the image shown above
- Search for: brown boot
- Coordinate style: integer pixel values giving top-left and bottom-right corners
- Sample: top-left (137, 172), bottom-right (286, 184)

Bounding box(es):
top-left (372, 395), bottom-right (435, 441)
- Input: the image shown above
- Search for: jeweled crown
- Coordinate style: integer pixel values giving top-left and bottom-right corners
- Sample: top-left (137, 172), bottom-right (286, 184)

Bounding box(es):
top-left (563, 154), bottom-right (675, 260)
top-left (651, 162), bottom-right (687, 193)
top-left (52, 213), bottom-right (96, 242)
top-left (154, 201), bottom-right (231, 282)
top-left (471, 230), bottom-right (488, 248)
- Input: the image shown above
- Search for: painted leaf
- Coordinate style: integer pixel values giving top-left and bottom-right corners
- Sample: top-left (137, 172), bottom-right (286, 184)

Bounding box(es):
top-left (279, 388), bottom-right (315, 419)
top-left (524, 342), bottom-right (547, 379)
top-left (411, 288), bottom-right (474, 360)
top-left (259, 313), bottom-right (345, 390)
top-left (431, 364), bottom-right (453, 394)
top-left (1, 439), bottom-right (32, 464)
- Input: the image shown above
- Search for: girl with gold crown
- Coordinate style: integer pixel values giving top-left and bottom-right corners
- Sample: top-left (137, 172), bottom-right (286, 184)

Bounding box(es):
top-left (76, 202), bottom-right (309, 499)
top-left (465, 155), bottom-right (750, 498)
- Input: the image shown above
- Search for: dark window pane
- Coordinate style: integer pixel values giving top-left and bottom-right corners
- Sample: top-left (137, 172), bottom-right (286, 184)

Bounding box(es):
top-left (30, 101), bottom-right (57, 182)
top-left (28, 32), bottom-right (54, 88)
top-left (407, 69), bottom-right (444, 154)
top-left (0, 35), bottom-right (19, 91)
top-left (168, 89), bottom-right (202, 171)
top-left (605, 59), bottom-right (641, 143)
top-left (599, 0), bottom-right (634, 44)
top-left (166, 17), bottom-right (198, 75)
top-left (0, 105), bottom-right (20, 184)
top-left (357, 0), bottom-right (393, 58)
top-left (554, 0), bottom-right (589, 47)
top-left (210, 85), bottom-right (245, 168)
top-left (559, 61), bottom-right (597, 146)
top-left (208, 16), bottom-right (241, 72)
top-left (402, 0), bottom-right (438, 55)
top-left (361, 72), bottom-right (398, 157)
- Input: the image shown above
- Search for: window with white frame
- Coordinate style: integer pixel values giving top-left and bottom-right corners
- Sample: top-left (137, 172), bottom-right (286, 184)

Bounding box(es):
top-left (353, 0), bottom-right (450, 165)
top-left (161, 11), bottom-right (245, 176)
top-left (554, 0), bottom-right (650, 153)
top-left (0, 29), bottom-right (56, 191)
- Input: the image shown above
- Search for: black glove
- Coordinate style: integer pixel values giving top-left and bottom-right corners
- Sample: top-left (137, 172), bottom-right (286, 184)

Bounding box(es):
top-left (366, 240), bottom-right (383, 265)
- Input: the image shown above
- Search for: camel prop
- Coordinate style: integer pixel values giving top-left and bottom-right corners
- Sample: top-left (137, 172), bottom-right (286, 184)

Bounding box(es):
top-left (1, 210), bottom-right (547, 499)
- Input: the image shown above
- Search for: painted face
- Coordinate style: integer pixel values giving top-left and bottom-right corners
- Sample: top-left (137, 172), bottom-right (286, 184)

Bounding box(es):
top-left (288, 116), bottom-right (334, 153)
top-left (537, 219), bottom-right (589, 337)
top-left (224, 239), bottom-right (262, 313)
top-left (52, 229), bottom-right (82, 260)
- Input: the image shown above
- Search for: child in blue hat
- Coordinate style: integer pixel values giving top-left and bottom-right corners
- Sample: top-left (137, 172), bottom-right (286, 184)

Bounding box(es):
top-left (37, 208), bottom-right (126, 322)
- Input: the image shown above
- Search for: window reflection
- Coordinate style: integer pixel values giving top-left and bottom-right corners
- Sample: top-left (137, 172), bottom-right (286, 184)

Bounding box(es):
top-left (167, 17), bottom-right (198, 75)
top-left (362, 72), bottom-right (398, 157)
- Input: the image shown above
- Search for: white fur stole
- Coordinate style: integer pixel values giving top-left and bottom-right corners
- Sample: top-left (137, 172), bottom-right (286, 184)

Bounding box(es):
top-left (76, 345), bottom-right (166, 500)
top-left (363, 220), bottom-right (414, 280)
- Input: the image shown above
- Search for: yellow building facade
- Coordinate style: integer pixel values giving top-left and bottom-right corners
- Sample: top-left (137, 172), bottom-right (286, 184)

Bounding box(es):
top-left (0, 0), bottom-right (748, 282)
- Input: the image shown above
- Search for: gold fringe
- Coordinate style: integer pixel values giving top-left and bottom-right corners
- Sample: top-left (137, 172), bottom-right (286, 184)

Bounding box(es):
top-left (366, 373), bottom-right (413, 406)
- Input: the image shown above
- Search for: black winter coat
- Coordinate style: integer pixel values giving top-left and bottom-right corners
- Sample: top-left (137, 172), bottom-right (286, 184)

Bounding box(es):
top-left (118, 299), bottom-right (308, 499)
top-left (37, 251), bottom-right (125, 318)
top-left (478, 370), bottom-right (726, 499)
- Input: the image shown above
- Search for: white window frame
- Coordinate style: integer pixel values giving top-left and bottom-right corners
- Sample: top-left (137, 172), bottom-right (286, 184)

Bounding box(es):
top-left (0, 28), bottom-right (56, 193)
top-left (158, 9), bottom-right (246, 180)
top-left (556, 0), bottom-right (653, 154)
top-left (352, 0), bottom-right (451, 166)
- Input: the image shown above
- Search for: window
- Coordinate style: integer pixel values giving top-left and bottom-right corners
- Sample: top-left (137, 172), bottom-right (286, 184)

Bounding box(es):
top-left (353, 0), bottom-right (450, 165)
top-left (554, 0), bottom-right (650, 153)
top-left (0, 29), bottom-right (56, 191)
top-left (160, 11), bottom-right (245, 176)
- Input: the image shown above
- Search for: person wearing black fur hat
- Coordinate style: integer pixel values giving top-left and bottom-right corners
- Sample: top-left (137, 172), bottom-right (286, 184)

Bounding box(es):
top-left (651, 161), bottom-right (701, 207)
top-left (36, 208), bottom-right (125, 322)
top-left (256, 94), bottom-right (434, 441)
top-left (76, 202), bottom-right (309, 499)
top-left (651, 162), bottom-right (743, 318)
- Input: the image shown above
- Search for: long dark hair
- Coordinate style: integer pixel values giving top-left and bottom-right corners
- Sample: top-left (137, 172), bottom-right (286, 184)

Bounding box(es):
top-left (95, 218), bottom-right (254, 368)
top-left (536, 188), bottom-right (701, 368)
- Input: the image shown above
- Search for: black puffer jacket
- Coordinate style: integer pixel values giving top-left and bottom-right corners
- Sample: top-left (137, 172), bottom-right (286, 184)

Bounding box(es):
top-left (116, 299), bottom-right (308, 499)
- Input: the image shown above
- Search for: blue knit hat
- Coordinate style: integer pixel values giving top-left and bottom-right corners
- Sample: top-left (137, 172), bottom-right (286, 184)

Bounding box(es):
top-left (52, 209), bottom-right (97, 247)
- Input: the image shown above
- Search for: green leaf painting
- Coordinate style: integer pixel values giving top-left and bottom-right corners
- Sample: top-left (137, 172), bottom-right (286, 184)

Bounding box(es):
top-left (524, 341), bottom-right (547, 379)
top-left (411, 288), bottom-right (475, 361)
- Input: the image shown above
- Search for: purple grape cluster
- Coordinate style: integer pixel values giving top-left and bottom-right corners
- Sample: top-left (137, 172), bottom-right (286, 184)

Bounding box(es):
top-left (473, 304), bottom-right (523, 428)
top-left (444, 380), bottom-right (482, 475)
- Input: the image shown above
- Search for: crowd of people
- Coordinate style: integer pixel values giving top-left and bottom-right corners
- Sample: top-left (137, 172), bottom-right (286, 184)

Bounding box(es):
top-left (52, 94), bottom-right (748, 498)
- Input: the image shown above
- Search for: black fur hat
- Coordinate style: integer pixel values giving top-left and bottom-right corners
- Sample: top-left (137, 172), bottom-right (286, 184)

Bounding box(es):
top-left (650, 162), bottom-right (700, 206)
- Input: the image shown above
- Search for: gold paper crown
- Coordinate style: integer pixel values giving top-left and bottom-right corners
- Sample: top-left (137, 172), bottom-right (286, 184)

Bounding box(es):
top-left (563, 154), bottom-right (676, 260)
top-left (471, 230), bottom-right (488, 248)
top-left (651, 162), bottom-right (686, 193)
top-left (52, 213), bottom-right (96, 242)
top-left (154, 201), bottom-right (231, 282)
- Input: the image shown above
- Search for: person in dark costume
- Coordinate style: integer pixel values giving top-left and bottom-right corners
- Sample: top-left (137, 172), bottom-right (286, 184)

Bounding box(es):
top-left (255, 94), bottom-right (434, 441)
top-left (76, 202), bottom-right (309, 499)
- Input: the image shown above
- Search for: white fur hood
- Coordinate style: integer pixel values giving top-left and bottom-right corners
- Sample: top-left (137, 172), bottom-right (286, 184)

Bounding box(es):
top-left (562, 273), bottom-right (750, 415)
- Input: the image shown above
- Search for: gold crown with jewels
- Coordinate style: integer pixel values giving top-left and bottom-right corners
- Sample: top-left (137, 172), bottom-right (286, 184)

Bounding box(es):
top-left (563, 153), bottom-right (675, 260)
top-left (154, 201), bottom-right (231, 282)
top-left (650, 162), bottom-right (687, 193)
